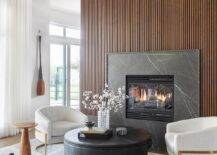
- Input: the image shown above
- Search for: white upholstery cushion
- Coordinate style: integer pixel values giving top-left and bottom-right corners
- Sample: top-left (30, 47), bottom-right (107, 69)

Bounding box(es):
top-left (41, 107), bottom-right (67, 122)
top-left (165, 133), bottom-right (176, 155)
top-left (52, 121), bottom-right (83, 136)
top-left (165, 117), bottom-right (217, 155)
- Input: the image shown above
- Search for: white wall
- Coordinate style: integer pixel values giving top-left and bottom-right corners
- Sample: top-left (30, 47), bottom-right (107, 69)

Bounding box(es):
top-left (30, 0), bottom-right (50, 121)
top-left (50, 8), bottom-right (80, 27)
top-left (29, 0), bottom-right (81, 121)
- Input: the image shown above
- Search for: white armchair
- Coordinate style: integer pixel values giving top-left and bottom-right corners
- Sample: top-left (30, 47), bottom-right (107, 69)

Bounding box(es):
top-left (35, 106), bottom-right (88, 145)
top-left (165, 117), bottom-right (217, 155)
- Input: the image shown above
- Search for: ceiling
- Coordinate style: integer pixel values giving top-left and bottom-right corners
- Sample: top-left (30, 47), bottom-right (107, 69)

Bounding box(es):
top-left (50, 0), bottom-right (80, 14)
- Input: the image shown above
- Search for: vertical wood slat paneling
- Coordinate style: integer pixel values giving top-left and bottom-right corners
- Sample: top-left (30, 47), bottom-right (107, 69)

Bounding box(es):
top-left (126, 0), bottom-right (131, 51)
top-left (81, 0), bottom-right (217, 116)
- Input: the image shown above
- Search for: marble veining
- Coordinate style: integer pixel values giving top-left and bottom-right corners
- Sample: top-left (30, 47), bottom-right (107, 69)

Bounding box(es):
top-left (106, 50), bottom-right (200, 151)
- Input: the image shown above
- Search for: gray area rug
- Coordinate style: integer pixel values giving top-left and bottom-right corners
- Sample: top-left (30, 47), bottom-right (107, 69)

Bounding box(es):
top-left (0, 139), bottom-right (163, 155)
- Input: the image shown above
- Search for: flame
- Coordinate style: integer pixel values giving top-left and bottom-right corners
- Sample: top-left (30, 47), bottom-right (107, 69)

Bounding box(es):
top-left (140, 89), bottom-right (147, 101)
top-left (155, 91), bottom-right (158, 97)
top-left (157, 94), bottom-right (166, 102)
top-left (131, 86), bottom-right (172, 104)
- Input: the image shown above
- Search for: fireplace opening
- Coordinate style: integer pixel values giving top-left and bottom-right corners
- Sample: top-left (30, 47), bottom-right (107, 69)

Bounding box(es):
top-left (126, 75), bottom-right (174, 122)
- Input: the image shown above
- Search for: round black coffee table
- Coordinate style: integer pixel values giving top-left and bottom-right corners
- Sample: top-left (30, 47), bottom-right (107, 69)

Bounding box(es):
top-left (64, 127), bottom-right (152, 155)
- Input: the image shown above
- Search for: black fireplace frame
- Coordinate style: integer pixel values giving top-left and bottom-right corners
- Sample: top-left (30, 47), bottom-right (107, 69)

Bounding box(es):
top-left (125, 75), bottom-right (174, 122)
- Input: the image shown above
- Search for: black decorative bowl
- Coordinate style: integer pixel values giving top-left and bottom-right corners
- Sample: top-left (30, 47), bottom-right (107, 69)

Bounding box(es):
top-left (85, 121), bottom-right (95, 130)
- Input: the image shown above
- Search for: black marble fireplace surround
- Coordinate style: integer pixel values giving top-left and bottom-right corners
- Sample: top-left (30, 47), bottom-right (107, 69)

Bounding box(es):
top-left (105, 50), bottom-right (200, 151)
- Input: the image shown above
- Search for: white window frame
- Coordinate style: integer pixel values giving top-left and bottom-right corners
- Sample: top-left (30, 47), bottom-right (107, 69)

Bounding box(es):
top-left (49, 22), bottom-right (80, 108)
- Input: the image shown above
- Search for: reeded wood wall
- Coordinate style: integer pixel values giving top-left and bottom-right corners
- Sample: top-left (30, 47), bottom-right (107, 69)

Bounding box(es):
top-left (80, 0), bottom-right (217, 116)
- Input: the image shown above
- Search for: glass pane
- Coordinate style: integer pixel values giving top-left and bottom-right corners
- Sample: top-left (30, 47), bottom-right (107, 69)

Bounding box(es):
top-left (50, 44), bottom-right (64, 105)
top-left (66, 28), bottom-right (80, 39)
top-left (49, 24), bottom-right (64, 36)
top-left (70, 45), bottom-right (80, 108)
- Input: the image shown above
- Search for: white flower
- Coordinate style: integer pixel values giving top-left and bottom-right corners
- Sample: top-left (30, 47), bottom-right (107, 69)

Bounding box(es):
top-left (85, 96), bottom-right (89, 101)
top-left (105, 83), bottom-right (108, 88)
top-left (81, 84), bottom-right (127, 112)
top-left (93, 100), bottom-right (98, 105)
top-left (102, 92), bottom-right (109, 98)
top-left (99, 96), bottom-right (103, 101)
top-left (93, 94), bottom-right (99, 99)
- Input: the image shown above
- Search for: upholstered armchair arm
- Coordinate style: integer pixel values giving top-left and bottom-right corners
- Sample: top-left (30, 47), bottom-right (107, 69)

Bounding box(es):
top-left (166, 118), bottom-right (203, 133)
top-left (35, 109), bottom-right (52, 140)
top-left (174, 127), bottom-right (217, 152)
top-left (65, 109), bottom-right (88, 124)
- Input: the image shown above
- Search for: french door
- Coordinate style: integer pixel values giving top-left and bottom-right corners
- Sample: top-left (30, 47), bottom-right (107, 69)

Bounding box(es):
top-left (50, 43), bottom-right (80, 108)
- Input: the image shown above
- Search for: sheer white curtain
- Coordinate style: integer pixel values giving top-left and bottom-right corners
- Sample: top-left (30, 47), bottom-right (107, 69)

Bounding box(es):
top-left (0, 0), bottom-right (32, 138)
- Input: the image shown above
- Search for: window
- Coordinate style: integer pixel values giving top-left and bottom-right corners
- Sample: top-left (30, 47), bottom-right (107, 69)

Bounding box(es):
top-left (49, 24), bottom-right (64, 37)
top-left (50, 44), bottom-right (64, 104)
top-left (66, 28), bottom-right (80, 39)
top-left (70, 45), bottom-right (80, 107)
top-left (49, 23), bottom-right (80, 109)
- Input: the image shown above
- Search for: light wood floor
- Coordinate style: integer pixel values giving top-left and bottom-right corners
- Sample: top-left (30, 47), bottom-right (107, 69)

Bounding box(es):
top-left (0, 130), bottom-right (167, 155)
top-left (0, 130), bottom-right (35, 148)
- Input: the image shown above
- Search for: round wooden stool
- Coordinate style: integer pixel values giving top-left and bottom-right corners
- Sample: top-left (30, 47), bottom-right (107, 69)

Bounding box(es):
top-left (14, 122), bottom-right (37, 155)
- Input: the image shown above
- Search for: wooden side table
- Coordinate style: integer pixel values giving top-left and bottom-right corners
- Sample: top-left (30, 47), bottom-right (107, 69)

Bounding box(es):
top-left (14, 122), bottom-right (37, 155)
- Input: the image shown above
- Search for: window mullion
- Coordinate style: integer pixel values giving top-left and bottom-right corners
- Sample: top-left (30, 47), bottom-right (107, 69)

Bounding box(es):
top-left (63, 45), bottom-right (67, 106)
top-left (66, 45), bottom-right (71, 107)
top-left (63, 26), bottom-right (66, 37)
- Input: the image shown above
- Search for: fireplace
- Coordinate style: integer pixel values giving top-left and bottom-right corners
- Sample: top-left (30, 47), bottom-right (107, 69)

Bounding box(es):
top-left (126, 75), bottom-right (174, 122)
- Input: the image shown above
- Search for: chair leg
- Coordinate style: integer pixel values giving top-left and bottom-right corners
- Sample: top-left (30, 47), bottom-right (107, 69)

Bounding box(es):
top-left (178, 150), bottom-right (217, 154)
top-left (35, 130), bottom-right (48, 154)
top-left (45, 133), bottom-right (47, 155)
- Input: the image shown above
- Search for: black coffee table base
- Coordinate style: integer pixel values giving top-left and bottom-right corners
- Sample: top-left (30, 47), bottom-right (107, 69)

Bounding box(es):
top-left (65, 142), bottom-right (150, 155)
top-left (64, 128), bottom-right (152, 155)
